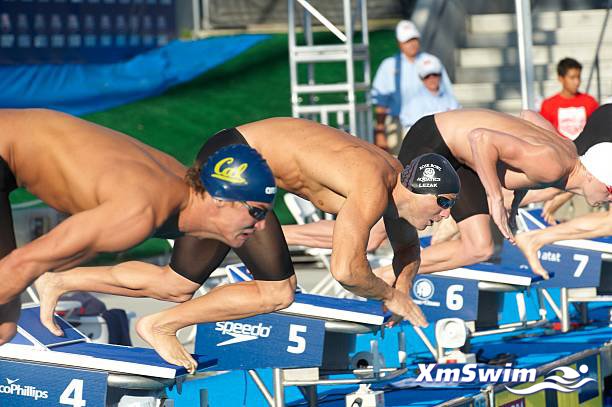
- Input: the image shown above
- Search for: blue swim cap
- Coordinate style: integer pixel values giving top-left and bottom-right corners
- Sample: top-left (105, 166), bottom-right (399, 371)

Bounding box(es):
top-left (199, 144), bottom-right (277, 204)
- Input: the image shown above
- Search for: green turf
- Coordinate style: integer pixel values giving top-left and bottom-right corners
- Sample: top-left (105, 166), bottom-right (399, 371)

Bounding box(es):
top-left (10, 30), bottom-right (396, 261)
top-left (81, 30), bottom-right (395, 223)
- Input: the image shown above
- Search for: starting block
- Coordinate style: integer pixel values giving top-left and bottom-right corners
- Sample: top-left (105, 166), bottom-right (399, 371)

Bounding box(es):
top-left (0, 304), bottom-right (216, 406)
top-left (512, 208), bottom-right (610, 332)
top-left (195, 264), bottom-right (405, 407)
top-left (410, 261), bottom-right (551, 362)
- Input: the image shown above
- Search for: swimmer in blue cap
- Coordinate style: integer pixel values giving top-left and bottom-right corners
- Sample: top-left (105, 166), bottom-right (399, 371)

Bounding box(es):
top-left (0, 109), bottom-right (297, 374)
top-left (42, 117), bottom-right (462, 354)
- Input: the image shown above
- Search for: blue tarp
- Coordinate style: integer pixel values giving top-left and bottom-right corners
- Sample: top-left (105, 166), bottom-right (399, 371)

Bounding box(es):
top-left (0, 34), bottom-right (270, 116)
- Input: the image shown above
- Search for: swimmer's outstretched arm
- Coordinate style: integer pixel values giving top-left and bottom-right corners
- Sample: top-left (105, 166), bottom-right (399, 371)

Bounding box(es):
top-left (0, 200), bottom-right (154, 305)
top-left (516, 208), bottom-right (612, 278)
top-left (382, 214), bottom-right (428, 327)
top-left (467, 128), bottom-right (566, 243)
top-left (282, 218), bottom-right (387, 252)
top-left (330, 191), bottom-right (427, 328)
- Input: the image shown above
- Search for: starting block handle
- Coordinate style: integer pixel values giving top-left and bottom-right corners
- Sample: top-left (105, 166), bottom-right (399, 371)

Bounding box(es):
top-left (398, 331), bottom-right (406, 368)
top-left (370, 340), bottom-right (380, 376)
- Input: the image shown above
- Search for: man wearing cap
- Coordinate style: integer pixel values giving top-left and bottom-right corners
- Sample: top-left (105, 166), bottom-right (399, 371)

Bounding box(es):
top-left (403, 54), bottom-right (460, 129)
top-left (38, 117), bottom-right (461, 366)
top-left (0, 109), bottom-right (294, 374)
top-left (389, 109), bottom-right (612, 279)
top-left (0, 109), bottom-right (296, 369)
top-left (371, 20), bottom-right (455, 152)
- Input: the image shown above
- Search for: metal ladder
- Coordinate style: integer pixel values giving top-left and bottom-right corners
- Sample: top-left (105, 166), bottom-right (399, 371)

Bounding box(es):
top-left (288, 0), bottom-right (372, 142)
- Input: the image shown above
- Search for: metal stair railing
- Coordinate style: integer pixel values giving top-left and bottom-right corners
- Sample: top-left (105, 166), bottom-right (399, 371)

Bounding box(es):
top-left (288, 0), bottom-right (373, 141)
top-left (585, 0), bottom-right (612, 102)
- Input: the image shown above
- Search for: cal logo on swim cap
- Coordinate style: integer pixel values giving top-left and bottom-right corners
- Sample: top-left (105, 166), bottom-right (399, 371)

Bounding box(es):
top-left (200, 144), bottom-right (277, 204)
top-left (401, 153), bottom-right (460, 195)
top-left (212, 157), bottom-right (248, 184)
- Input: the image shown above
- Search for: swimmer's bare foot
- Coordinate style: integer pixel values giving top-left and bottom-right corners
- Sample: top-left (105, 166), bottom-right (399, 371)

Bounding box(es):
top-left (515, 232), bottom-right (550, 280)
top-left (136, 314), bottom-right (197, 374)
top-left (35, 272), bottom-right (65, 336)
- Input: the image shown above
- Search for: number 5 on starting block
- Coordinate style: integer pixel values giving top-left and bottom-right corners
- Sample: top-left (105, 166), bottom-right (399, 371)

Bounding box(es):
top-left (195, 313), bottom-right (325, 370)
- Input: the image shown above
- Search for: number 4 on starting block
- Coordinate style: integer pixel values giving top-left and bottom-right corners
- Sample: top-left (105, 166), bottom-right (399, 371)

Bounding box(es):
top-left (0, 359), bottom-right (107, 407)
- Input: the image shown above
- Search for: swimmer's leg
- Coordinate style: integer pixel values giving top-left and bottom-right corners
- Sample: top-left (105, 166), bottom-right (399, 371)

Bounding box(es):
top-left (136, 275), bottom-right (296, 373)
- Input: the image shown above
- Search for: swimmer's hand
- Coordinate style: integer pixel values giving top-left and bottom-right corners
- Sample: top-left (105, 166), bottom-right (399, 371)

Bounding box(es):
top-left (489, 196), bottom-right (515, 244)
top-left (515, 233), bottom-right (550, 280)
top-left (383, 289), bottom-right (428, 328)
top-left (542, 199), bottom-right (561, 225)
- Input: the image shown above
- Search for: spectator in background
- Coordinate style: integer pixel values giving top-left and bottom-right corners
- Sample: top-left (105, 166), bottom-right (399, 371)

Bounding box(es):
top-left (540, 58), bottom-right (599, 140)
top-left (371, 20), bottom-right (455, 153)
top-left (401, 54), bottom-right (460, 128)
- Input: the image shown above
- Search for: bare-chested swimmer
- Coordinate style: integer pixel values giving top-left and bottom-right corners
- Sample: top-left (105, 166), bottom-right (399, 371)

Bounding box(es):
top-left (0, 109), bottom-right (294, 374)
top-left (394, 108), bottom-right (611, 279)
top-left (515, 105), bottom-right (612, 276)
top-left (37, 117), bottom-right (461, 368)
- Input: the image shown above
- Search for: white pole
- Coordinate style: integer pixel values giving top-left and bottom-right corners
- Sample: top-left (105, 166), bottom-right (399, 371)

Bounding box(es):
top-left (515, 0), bottom-right (535, 110)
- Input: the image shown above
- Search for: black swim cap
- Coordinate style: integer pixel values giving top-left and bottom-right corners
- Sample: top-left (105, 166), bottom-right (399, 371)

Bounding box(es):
top-left (401, 153), bottom-right (460, 195)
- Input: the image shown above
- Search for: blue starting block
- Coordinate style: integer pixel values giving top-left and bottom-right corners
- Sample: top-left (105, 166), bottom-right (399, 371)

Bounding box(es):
top-left (195, 261), bottom-right (557, 405)
top-left (410, 261), bottom-right (551, 363)
top-left (195, 264), bottom-right (407, 407)
top-left (512, 208), bottom-right (611, 332)
top-left (0, 305), bottom-right (216, 406)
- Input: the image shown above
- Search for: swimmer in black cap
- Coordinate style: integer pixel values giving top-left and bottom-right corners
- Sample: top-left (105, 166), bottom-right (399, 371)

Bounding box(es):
top-left (395, 108), bottom-right (611, 279)
top-left (40, 118), bottom-right (461, 348)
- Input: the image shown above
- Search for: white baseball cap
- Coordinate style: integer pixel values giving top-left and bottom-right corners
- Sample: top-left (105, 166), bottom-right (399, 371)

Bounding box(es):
top-left (396, 20), bottom-right (420, 43)
top-left (416, 54), bottom-right (443, 79)
top-left (580, 142), bottom-right (612, 186)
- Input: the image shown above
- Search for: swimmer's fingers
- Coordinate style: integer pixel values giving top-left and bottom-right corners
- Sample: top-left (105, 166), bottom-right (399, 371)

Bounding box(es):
top-left (491, 201), bottom-right (515, 243)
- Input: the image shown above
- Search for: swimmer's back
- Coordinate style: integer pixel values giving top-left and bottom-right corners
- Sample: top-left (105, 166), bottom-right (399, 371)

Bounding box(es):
top-left (0, 109), bottom-right (185, 213)
top-left (239, 117), bottom-right (400, 194)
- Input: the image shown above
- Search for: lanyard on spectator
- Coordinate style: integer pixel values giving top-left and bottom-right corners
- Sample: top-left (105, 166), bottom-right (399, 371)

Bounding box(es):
top-left (395, 52), bottom-right (402, 115)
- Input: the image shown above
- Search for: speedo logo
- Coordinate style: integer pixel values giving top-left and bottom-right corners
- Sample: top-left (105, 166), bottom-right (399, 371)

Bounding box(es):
top-left (215, 321), bottom-right (271, 346)
top-left (0, 377), bottom-right (49, 400)
top-left (212, 157), bottom-right (248, 184)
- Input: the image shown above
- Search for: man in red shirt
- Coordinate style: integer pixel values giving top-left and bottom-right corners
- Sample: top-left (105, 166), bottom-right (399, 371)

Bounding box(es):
top-left (540, 58), bottom-right (599, 140)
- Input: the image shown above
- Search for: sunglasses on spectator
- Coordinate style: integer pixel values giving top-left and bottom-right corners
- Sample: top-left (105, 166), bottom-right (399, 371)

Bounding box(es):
top-left (422, 73), bottom-right (442, 80)
top-left (436, 195), bottom-right (456, 209)
top-left (241, 201), bottom-right (269, 221)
